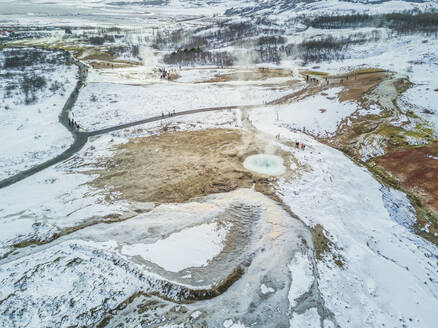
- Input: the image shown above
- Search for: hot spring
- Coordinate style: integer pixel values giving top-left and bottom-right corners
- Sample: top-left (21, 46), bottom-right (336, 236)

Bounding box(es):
top-left (243, 154), bottom-right (286, 176)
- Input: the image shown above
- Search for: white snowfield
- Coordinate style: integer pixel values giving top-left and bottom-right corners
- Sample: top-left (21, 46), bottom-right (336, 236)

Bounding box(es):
top-left (285, 0), bottom-right (437, 19)
top-left (399, 58), bottom-right (438, 133)
top-left (290, 307), bottom-right (321, 328)
top-left (0, 63), bottom-right (76, 180)
top-left (72, 80), bottom-right (292, 131)
top-left (0, 133), bottom-right (130, 258)
top-left (2, 0), bottom-right (435, 19)
top-left (253, 87), bottom-right (358, 137)
top-left (288, 251), bottom-right (314, 308)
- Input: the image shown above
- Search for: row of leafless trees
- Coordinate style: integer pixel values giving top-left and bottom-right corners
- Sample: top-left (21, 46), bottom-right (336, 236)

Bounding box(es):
top-left (163, 48), bottom-right (233, 66)
top-left (161, 30), bottom-right (385, 66)
top-left (6, 73), bottom-right (65, 105)
top-left (1, 48), bottom-right (67, 104)
top-left (107, 44), bottom-right (140, 59)
top-left (2, 48), bottom-right (69, 69)
top-left (308, 11), bottom-right (438, 36)
top-left (152, 19), bottom-right (286, 51)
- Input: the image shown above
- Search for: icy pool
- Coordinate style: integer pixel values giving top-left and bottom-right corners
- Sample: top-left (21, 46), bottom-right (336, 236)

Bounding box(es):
top-left (243, 154), bottom-right (286, 176)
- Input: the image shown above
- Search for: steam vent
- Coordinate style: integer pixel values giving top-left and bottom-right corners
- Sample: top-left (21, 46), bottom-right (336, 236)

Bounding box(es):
top-left (243, 154), bottom-right (286, 176)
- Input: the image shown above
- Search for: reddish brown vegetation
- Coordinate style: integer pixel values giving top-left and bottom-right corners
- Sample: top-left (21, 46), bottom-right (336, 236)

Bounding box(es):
top-left (375, 142), bottom-right (438, 219)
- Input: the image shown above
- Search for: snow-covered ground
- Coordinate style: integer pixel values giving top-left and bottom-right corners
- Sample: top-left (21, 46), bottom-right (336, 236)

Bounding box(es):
top-left (288, 251), bottom-right (314, 308)
top-left (0, 50), bottom-right (77, 180)
top-left (298, 33), bottom-right (438, 135)
top-left (398, 57), bottom-right (438, 133)
top-left (1, 1), bottom-right (438, 326)
top-left (0, 107), bottom-right (241, 259)
top-left (0, 141), bottom-right (130, 258)
top-left (251, 115), bottom-right (438, 328)
top-left (0, 186), bottom-right (313, 327)
top-left (288, 0), bottom-right (437, 19)
top-left (72, 81), bottom-right (292, 131)
top-left (226, 0), bottom-right (438, 22)
top-left (252, 87), bottom-right (358, 137)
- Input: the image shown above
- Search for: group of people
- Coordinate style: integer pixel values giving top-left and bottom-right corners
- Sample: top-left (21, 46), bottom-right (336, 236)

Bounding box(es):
top-left (306, 75), bottom-right (319, 84)
top-left (158, 67), bottom-right (176, 80)
top-left (275, 134), bottom-right (306, 150)
top-left (68, 118), bottom-right (80, 130)
top-left (306, 74), bottom-right (356, 85)
top-left (306, 75), bottom-right (331, 86)
top-left (295, 141), bottom-right (306, 150)
top-left (161, 110), bottom-right (176, 118)
top-left (339, 75), bottom-right (352, 84)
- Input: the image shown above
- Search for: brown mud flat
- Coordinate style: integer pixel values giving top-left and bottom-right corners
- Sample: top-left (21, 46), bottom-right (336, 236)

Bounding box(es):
top-left (203, 68), bottom-right (293, 83)
top-left (87, 60), bottom-right (142, 69)
top-left (374, 142), bottom-right (438, 238)
top-left (337, 71), bottom-right (385, 103)
top-left (270, 70), bottom-right (386, 107)
top-left (325, 74), bottom-right (414, 158)
top-left (89, 129), bottom-right (280, 204)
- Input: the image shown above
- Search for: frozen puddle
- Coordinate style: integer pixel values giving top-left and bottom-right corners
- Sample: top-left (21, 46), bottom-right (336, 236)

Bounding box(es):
top-left (243, 154), bottom-right (286, 176)
top-left (122, 222), bottom-right (230, 272)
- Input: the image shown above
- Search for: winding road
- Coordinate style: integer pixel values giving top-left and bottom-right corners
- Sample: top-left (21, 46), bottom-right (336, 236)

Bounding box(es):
top-left (0, 57), bottom-right (255, 189)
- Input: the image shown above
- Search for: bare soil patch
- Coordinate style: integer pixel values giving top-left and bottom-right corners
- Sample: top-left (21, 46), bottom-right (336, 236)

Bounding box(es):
top-left (88, 60), bottom-right (141, 69)
top-left (203, 68), bottom-right (293, 83)
top-left (325, 74), bottom-right (415, 158)
top-left (270, 70), bottom-right (386, 107)
top-left (89, 129), bottom-right (281, 204)
top-left (337, 72), bottom-right (385, 103)
top-left (312, 224), bottom-right (344, 268)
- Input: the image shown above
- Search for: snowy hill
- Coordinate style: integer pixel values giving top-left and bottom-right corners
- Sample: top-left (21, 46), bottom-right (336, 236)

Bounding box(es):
top-left (225, 0), bottom-right (438, 19)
